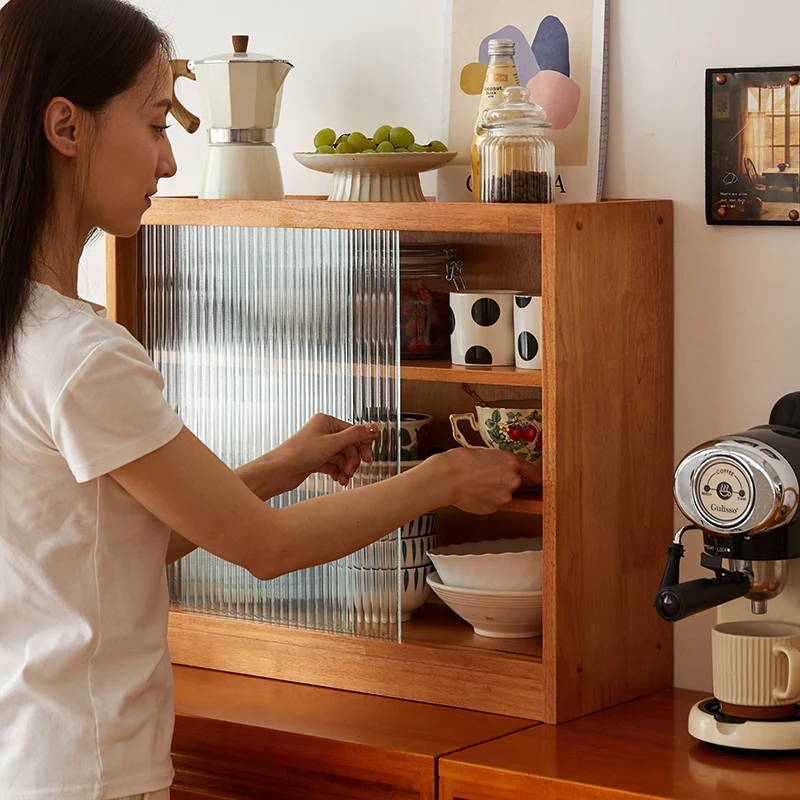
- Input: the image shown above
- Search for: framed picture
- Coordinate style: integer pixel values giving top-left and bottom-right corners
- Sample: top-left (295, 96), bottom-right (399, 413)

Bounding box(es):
top-left (706, 66), bottom-right (800, 226)
top-left (437, 0), bottom-right (609, 203)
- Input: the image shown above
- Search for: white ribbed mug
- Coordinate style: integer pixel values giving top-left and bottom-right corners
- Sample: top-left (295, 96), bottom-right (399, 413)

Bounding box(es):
top-left (712, 621), bottom-right (800, 714)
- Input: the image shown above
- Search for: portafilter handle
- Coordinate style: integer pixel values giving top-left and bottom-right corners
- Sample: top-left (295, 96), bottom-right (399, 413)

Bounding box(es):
top-left (653, 526), bottom-right (752, 622)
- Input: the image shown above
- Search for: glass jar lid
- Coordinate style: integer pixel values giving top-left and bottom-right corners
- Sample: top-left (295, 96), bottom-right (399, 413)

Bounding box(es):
top-left (399, 244), bottom-right (464, 288)
top-left (191, 35), bottom-right (293, 66)
top-left (481, 86), bottom-right (551, 130)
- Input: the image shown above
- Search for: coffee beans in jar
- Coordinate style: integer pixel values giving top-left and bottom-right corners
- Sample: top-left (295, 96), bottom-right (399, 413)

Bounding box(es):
top-left (488, 169), bottom-right (550, 204)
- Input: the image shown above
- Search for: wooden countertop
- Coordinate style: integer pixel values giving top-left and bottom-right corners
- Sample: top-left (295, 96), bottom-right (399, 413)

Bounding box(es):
top-left (172, 665), bottom-right (534, 800)
top-left (439, 689), bottom-right (800, 800)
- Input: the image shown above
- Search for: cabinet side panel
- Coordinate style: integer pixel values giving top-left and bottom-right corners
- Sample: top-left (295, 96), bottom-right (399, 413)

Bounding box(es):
top-left (544, 201), bottom-right (674, 723)
top-left (105, 234), bottom-right (138, 331)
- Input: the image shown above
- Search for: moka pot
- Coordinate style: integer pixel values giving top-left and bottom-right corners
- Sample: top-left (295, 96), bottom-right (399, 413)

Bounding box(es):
top-left (170, 35), bottom-right (293, 200)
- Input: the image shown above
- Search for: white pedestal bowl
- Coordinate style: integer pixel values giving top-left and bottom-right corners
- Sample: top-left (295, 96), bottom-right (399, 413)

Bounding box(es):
top-left (293, 151), bottom-right (458, 202)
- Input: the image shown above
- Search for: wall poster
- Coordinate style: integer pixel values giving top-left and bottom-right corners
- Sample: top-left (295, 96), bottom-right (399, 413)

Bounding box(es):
top-left (438, 0), bottom-right (609, 203)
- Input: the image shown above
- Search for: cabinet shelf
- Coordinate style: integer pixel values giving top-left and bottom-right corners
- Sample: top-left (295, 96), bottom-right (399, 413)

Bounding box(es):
top-left (149, 350), bottom-right (541, 391)
top-left (168, 609), bottom-right (543, 719)
top-left (141, 196), bottom-right (546, 234)
top-left (401, 360), bottom-right (542, 387)
top-left (403, 602), bottom-right (542, 659)
top-left (503, 492), bottom-right (544, 514)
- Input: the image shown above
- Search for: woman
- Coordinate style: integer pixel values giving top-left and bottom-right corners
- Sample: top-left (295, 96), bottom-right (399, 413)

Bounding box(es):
top-left (0, 1), bottom-right (539, 798)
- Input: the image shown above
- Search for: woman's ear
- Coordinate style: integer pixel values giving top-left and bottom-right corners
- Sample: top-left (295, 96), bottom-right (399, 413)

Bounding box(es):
top-left (42, 96), bottom-right (81, 158)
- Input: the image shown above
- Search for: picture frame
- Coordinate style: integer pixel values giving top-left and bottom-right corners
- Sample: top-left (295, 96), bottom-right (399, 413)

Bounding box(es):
top-left (706, 66), bottom-right (800, 226)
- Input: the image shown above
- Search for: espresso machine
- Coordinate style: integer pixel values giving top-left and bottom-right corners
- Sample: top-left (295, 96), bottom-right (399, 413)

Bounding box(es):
top-left (655, 392), bottom-right (800, 749)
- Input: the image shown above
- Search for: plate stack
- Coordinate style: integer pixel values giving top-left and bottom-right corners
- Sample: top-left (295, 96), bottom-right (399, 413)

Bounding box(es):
top-left (427, 538), bottom-right (543, 639)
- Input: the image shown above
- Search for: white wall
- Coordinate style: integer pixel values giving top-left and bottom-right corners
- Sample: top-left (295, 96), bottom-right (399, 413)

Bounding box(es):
top-left (605, 0), bottom-right (800, 692)
top-left (77, 0), bottom-right (800, 692)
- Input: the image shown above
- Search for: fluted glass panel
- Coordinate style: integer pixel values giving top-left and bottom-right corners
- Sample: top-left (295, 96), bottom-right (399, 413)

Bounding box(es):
top-left (140, 226), bottom-right (400, 638)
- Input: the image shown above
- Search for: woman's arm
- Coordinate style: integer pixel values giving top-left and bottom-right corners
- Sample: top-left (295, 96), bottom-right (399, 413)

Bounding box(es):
top-left (163, 449), bottom-right (321, 564)
top-left (164, 416), bottom-right (382, 564)
top-left (114, 427), bottom-right (537, 580)
top-left (166, 529), bottom-right (196, 564)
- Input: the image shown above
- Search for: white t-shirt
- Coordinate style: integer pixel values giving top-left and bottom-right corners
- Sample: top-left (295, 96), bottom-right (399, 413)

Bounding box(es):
top-left (0, 282), bottom-right (184, 799)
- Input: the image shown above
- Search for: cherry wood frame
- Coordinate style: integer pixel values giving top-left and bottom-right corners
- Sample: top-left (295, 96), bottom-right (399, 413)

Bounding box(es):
top-left (107, 198), bottom-right (674, 724)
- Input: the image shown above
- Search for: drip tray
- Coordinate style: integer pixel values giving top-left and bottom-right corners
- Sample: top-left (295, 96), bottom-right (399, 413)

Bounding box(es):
top-left (699, 697), bottom-right (800, 725)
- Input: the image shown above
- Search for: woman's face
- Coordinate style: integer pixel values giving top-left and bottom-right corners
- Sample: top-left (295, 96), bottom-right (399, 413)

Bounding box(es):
top-left (82, 56), bottom-right (178, 238)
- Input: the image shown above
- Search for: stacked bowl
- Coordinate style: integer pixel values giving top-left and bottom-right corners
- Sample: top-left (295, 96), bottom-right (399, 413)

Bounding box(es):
top-left (399, 513), bottom-right (438, 621)
top-left (350, 513), bottom-right (438, 624)
top-left (426, 538), bottom-right (543, 639)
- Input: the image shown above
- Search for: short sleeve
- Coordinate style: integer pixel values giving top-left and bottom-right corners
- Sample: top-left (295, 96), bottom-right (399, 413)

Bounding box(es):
top-left (51, 337), bottom-right (184, 483)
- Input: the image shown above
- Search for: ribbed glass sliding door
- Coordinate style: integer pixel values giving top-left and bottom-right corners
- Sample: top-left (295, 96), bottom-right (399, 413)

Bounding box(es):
top-left (139, 226), bottom-right (400, 637)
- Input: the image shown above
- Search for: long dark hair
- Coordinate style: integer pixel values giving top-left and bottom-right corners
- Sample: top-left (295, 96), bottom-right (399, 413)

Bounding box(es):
top-left (0, 0), bottom-right (172, 382)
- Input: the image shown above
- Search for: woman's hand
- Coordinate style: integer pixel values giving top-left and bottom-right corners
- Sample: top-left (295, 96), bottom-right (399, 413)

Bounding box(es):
top-left (271, 413), bottom-right (379, 491)
top-left (430, 448), bottom-right (542, 514)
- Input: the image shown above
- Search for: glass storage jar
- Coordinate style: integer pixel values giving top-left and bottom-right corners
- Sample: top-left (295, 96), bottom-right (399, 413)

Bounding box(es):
top-left (399, 244), bottom-right (464, 359)
top-left (479, 86), bottom-right (555, 204)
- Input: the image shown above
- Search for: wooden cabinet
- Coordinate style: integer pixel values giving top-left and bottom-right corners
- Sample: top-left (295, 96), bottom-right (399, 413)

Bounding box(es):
top-left (438, 689), bottom-right (800, 800)
top-left (168, 674), bottom-right (800, 800)
top-left (107, 197), bottom-right (673, 724)
top-left (170, 665), bottom-right (532, 800)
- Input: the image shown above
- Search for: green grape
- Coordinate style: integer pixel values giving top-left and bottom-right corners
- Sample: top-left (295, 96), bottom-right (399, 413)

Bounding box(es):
top-left (334, 133), bottom-right (350, 147)
top-left (336, 141), bottom-right (356, 154)
top-left (313, 128), bottom-right (336, 148)
top-left (389, 126), bottom-right (414, 149)
top-left (430, 140), bottom-right (448, 152)
top-left (373, 125), bottom-right (392, 145)
top-left (361, 143), bottom-right (377, 152)
top-left (376, 141), bottom-right (395, 153)
top-left (315, 145), bottom-right (336, 154)
top-left (408, 142), bottom-right (426, 152)
top-left (394, 147), bottom-right (408, 152)
top-left (347, 132), bottom-right (370, 152)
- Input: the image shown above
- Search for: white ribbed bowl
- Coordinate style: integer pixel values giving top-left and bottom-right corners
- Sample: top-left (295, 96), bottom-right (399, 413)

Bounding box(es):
top-left (427, 574), bottom-right (542, 639)
top-left (427, 538), bottom-right (543, 592)
top-left (293, 151), bottom-right (457, 201)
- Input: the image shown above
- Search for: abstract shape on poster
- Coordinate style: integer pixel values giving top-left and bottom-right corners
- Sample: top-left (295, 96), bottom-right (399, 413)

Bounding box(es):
top-left (460, 16), bottom-right (580, 131)
top-left (527, 70), bottom-right (580, 130)
top-left (477, 24), bottom-right (540, 86)
top-left (532, 15), bottom-right (570, 77)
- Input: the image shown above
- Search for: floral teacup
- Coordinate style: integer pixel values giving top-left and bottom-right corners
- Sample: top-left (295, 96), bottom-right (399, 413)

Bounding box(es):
top-left (450, 402), bottom-right (543, 465)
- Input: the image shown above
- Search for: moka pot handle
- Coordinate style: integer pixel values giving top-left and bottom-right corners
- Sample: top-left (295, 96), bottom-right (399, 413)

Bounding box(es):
top-left (169, 59), bottom-right (200, 134)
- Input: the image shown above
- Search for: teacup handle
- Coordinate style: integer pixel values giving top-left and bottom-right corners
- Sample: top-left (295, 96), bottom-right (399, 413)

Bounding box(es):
top-left (773, 642), bottom-right (800, 700)
top-left (170, 59), bottom-right (200, 134)
top-left (450, 413), bottom-right (483, 449)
